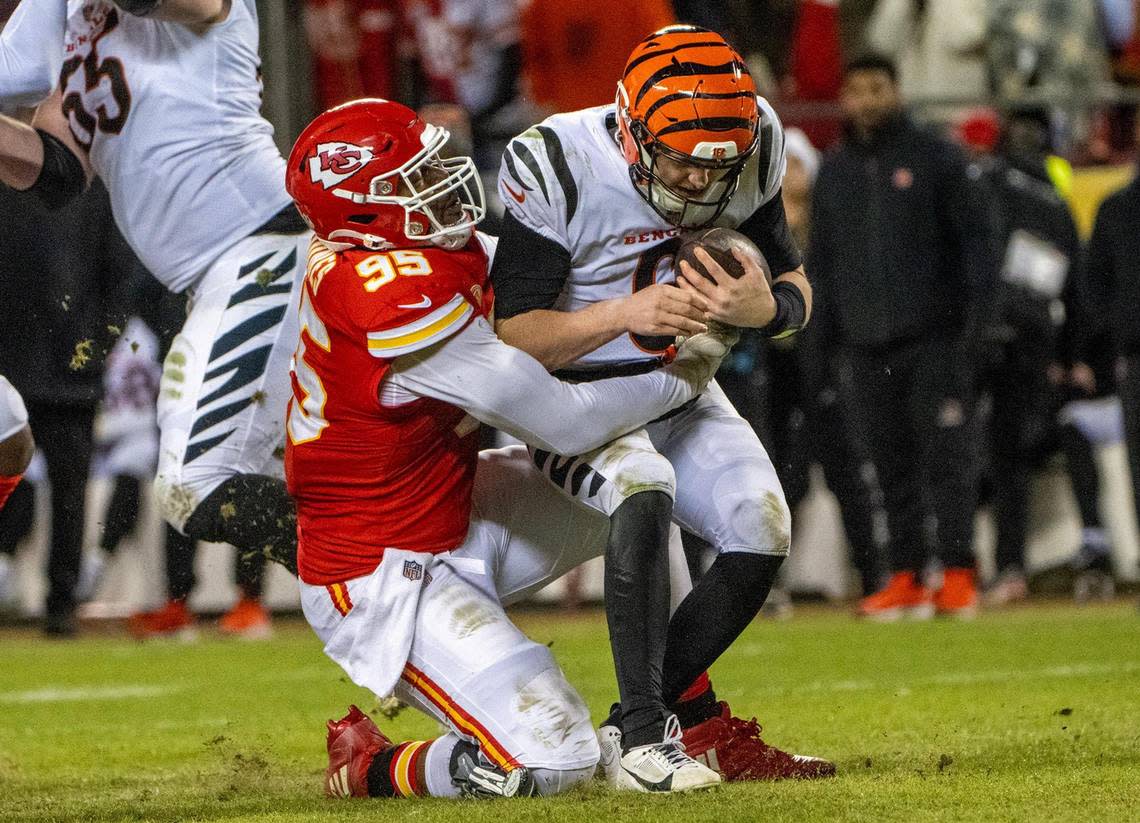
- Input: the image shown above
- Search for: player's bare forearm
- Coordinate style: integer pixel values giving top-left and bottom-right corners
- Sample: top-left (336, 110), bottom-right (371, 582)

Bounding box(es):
top-left (496, 302), bottom-right (627, 372)
top-left (0, 112), bottom-right (45, 189)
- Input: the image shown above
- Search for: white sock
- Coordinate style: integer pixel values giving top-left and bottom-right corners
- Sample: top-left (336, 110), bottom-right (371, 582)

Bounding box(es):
top-left (423, 734), bottom-right (462, 798)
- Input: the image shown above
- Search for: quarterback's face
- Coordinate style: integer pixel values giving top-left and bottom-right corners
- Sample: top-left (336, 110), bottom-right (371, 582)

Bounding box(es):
top-left (653, 154), bottom-right (733, 197)
top-left (841, 70), bottom-right (900, 136)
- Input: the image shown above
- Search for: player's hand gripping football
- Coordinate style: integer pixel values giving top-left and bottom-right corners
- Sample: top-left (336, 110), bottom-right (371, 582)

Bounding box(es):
top-left (677, 246), bottom-right (777, 329)
top-left (621, 282), bottom-right (709, 338)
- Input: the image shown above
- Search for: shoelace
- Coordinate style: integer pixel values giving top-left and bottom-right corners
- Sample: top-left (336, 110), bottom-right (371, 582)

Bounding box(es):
top-left (726, 715), bottom-right (774, 750)
top-left (658, 715), bottom-right (697, 768)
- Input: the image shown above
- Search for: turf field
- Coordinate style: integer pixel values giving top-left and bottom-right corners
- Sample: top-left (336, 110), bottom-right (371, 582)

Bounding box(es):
top-left (0, 603), bottom-right (1137, 823)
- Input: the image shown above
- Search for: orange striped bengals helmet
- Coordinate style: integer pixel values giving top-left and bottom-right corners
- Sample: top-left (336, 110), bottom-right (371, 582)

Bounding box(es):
top-left (616, 25), bottom-right (759, 227)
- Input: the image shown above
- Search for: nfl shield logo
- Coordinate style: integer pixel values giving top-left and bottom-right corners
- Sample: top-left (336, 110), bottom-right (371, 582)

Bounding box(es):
top-left (403, 560), bottom-right (423, 581)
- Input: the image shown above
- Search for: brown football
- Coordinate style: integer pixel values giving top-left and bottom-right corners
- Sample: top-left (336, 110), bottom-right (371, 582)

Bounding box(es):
top-left (675, 227), bottom-right (771, 284)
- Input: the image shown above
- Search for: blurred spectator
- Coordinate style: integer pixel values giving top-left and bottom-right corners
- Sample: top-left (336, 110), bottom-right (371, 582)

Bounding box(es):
top-left (0, 179), bottom-right (132, 636)
top-left (1082, 117), bottom-right (1140, 543)
top-left (671, 0), bottom-right (732, 36)
top-left (401, 0), bottom-right (519, 137)
top-left (518, 0), bottom-right (673, 115)
top-left (987, 1), bottom-right (1112, 128)
top-left (810, 54), bottom-right (996, 619)
top-left (1055, 391), bottom-right (1123, 603)
top-left (838, 0), bottom-right (879, 59)
top-left (723, 0), bottom-right (797, 79)
top-left (1107, 1), bottom-right (1139, 154)
top-left (789, 1), bottom-right (843, 102)
top-left (785, 0), bottom-right (845, 147)
top-left (302, 0), bottom-right (400, 109)
top-left (865, 0), bottom-right (988, 122)
top-left (965, 108), bottom-right (1083, 604)
top-left (1114, 1), bottom-right (1140, 85)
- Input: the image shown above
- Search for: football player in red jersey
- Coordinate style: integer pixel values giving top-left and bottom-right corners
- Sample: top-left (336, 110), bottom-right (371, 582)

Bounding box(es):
top-left (284, 99), bottom-right (737, 798)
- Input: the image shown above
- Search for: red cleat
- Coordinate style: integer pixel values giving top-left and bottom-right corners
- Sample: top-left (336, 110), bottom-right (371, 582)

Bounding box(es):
top-left (325, 705), bottom-right (391, 798)
top-left (857, 571), bottom-right (934, 621)
top-left (219, 596), bottom-right (273, 639)
top-left (681, 702), bottom-right (836, 781)
top-left (126, 599), bottom-right (197, 640)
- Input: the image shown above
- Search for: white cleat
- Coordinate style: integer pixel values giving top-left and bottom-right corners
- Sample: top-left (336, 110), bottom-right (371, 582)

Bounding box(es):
top-left (614, 716), bottom-right (721, 793)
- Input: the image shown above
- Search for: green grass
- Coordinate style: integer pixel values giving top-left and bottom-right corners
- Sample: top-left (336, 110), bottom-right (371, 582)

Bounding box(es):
top-left (1, 603), bottom-right (1138, 822)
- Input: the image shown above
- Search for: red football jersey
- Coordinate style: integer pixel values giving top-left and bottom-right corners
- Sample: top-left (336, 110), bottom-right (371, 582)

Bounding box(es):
top-left (285, 236), bottom-right (493, 584)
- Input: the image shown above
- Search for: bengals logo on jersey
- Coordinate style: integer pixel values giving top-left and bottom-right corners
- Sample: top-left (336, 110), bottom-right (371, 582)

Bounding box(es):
top-left (309, 142), bottom-right (375, 189)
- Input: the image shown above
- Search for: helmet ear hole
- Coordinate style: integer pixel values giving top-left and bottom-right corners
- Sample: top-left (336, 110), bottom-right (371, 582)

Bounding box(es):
top-left (617, 113), bottom-right (642, 165)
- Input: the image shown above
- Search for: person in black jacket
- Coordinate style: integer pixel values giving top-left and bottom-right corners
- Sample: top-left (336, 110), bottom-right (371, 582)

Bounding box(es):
top-left (810, 54), bottom-right (997, 619)
top-left (1083, 119), bottom-right (1140, 539)
top-left (970, 108), bottom-right (1084, 605)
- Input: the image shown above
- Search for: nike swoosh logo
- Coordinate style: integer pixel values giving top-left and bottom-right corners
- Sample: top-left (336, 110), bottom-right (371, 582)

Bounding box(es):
top-left (501, 181), bottom-right (526, 204)
top-left (623, 765), bottom-right (672, 792)
top-left (397, 294), bottom-right (432, 309)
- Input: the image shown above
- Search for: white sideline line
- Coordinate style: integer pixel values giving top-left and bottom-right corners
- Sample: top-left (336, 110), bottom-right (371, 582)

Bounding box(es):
top-left (753, 661), bottom-right (1140, 696)
top-left (0, 685), bottom-right (179, 704)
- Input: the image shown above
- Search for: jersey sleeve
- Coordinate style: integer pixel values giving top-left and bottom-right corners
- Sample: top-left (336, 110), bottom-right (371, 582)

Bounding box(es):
top-left (490, 123), bottom-right (577, 318)
top-left (737, 98), bottom-right (802, 274)
top-left (0, 0), bottom-right (67, 111)
top-left (336, 248), bottom-right (482, 360)
top-left (497, 126), bottom-right (574, 249)
top-left (754, 96), bottom-right (788, 208)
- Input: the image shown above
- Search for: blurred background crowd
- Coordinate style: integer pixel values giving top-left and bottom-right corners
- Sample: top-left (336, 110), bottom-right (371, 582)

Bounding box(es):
top-left (2, 0), bottom-right (1140, 637)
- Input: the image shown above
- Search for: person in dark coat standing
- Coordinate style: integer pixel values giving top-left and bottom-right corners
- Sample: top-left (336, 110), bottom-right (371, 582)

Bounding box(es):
top-left (969, 108), bottom-right (1084, 605)
top-left (809, 53), bottom-right (997, 619)
top-left (1083, 118), bottom-right (1140, 538)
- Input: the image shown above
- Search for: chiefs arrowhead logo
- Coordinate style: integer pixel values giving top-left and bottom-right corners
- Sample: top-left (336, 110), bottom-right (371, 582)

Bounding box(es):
top-left (309, 142), bottom-right (375, 189)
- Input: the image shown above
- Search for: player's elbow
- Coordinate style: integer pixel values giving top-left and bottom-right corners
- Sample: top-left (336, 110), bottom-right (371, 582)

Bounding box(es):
top-left (0, 55), bottom-right (58, 110)
top-left (495, 313), bottom-right (560, 371)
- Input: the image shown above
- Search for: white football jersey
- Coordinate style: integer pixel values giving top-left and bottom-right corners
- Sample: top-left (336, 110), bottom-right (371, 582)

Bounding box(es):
top-left (497, 102), bottom-right (787, 369)
top-left (61, 0), bottom-right (292, 292)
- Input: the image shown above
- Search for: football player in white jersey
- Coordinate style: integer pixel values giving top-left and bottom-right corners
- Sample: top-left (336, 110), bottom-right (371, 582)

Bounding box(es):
top-left (0, 0), bottom-right (307, 588)
top-left (490, 25), bottom-right (835, 783)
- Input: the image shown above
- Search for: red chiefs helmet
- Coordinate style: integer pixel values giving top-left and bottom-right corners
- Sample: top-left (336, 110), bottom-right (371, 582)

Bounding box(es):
top-left (285, 99), bottom-right (485, 250)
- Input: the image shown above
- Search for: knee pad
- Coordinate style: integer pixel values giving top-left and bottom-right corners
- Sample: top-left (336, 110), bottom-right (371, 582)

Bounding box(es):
top-left (532, 430), bottom-right (675, 518)
top-left (530, 764), bottom-right (597, 796)
top-left (153, 474), bottom-right (200, 534)
top-left (723, 489), bottom-right (792, 557)
top-left (592, 447), bottom-right (676, 518)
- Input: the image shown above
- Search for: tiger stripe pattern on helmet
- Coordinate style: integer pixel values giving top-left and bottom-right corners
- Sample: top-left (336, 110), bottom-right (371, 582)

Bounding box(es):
top-left (620, 24), bottom-right (759, 160)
